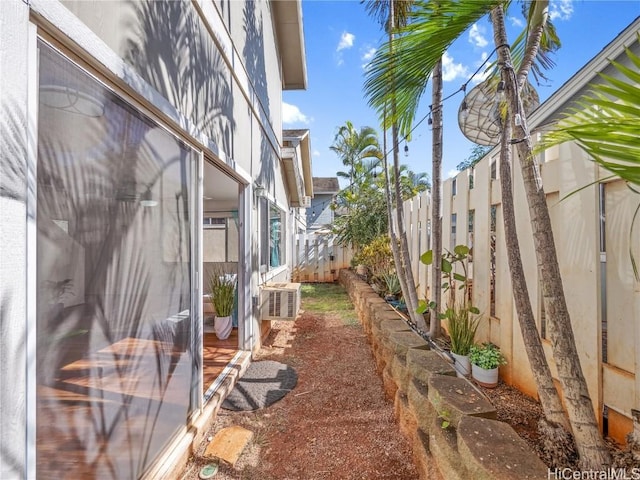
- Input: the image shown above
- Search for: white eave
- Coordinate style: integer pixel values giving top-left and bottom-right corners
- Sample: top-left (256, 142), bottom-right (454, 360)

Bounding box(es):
top-left (282, 129), bottom-right (313, 206)
top-left (528, 16), bottom-right (640, 131)
top-left (271, 0), bottom-right (308, 90)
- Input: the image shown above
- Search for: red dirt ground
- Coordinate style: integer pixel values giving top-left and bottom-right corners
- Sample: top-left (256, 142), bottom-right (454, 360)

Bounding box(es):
top-left (182, 308), bottom-right (439, 479)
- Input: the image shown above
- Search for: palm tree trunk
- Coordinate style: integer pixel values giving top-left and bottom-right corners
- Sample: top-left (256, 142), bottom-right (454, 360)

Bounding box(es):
top-left (388, 0), bottom-right (427, 331)
top-left (429, 59), bottom-right (443, 338)
top-left (491, 5), bottom-right (611, 469)
top-left (498, 101), bottom-right (573, 439)
top-left (382, 115), bottom-right (409, 314)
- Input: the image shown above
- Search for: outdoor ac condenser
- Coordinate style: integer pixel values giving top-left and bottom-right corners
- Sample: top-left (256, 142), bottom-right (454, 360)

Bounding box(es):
top-left (260, 282), bottom-right (301, 321)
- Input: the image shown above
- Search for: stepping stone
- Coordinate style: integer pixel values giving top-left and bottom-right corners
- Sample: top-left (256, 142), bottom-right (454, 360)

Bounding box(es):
top-left (204, 426), bottom-right (253, 466)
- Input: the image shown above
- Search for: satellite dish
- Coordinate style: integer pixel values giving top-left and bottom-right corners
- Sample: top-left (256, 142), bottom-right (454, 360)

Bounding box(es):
top-left (458, 79), bottom-right (539, 146)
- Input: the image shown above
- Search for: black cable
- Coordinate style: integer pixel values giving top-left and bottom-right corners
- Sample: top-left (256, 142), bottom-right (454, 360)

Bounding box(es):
top-left (380, 42), bottom-right (512, 159)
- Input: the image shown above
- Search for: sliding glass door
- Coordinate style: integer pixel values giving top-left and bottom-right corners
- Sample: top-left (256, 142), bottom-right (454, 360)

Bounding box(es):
top-left (36, 41), bottom-right (198, 479)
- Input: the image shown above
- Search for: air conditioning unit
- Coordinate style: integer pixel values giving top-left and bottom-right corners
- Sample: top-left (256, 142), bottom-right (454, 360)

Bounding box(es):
top-left (300, 196), bottom-right (311, 208)
top-left (260, 282), bottom-right (301, 321)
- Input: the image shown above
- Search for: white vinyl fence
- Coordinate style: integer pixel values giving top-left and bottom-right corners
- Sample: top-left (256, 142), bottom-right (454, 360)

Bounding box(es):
top-left (293, 232), bottom-right (353, 283)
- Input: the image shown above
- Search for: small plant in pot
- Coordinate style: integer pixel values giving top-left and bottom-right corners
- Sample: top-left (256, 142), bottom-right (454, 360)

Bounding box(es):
top-left (445, 305), bottom-right (481, 377)
top-left (469, 342), bottom-right (507, 388)
top-left (208, 269), bottom-right (237, 340)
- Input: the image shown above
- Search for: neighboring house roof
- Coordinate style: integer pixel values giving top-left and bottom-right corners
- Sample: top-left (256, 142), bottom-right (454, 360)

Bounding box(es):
top-left (271, 1), bottom-right (307, 90)
top-left (312, 177), bottom-right (340, 194)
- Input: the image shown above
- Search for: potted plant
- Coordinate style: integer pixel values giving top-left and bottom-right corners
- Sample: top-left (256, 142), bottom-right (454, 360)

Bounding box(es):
top-left (419, 244), bottom-right (481, 377)
top-left (208, 269), bottom-right (237, 340)
top-left (469, 342), bottom-right (507, 388)
top-left (445, 306), bottom-right (481, 377)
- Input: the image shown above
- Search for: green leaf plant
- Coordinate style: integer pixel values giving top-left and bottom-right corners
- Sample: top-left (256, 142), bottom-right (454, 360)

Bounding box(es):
top-left (418, 244), bottom-right (482, 355)
top-left (469, 342), bottom-right (507, 370)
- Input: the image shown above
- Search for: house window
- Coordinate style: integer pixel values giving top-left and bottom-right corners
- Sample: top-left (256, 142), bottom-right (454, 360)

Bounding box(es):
top-left (469, 168), bottom-right (475, 189)
top-left (451, 213), bottom-right (457, 248)
top-left (452, 178), bottom-right (457, 196)
top-left (203, 215), bottom-right (239, 262)
top-left (490, 158), bottom-right (498, 180)
top-left (260, 198), bottom-right (285, 269)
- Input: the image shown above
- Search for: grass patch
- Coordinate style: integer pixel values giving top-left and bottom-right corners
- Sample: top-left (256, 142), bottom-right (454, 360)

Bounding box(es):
top-left (301, 283), bottom-right (356, 325)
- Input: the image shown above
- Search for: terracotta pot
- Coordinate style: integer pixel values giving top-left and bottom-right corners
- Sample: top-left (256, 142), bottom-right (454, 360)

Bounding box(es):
top-left (471, 364), bottom-right (499, 388)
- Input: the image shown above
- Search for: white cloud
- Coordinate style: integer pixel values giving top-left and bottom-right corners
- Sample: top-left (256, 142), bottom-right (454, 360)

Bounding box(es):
top-left (282, 102), bottom-right (309, 125)
top-left (362, 47), bottom-right (376, 62)
top-left (335, 31), bottom-right (355, 66)
top-left (509, 16), bottom-right (524, 28)
top-left (468, 23), bottom-right (488, 48)
top-left (442, 52), bottom-right (470, 82)
top-left (447, 169), bottom-right (459, 179)
top-left (313, 149), bottom-right (321, 157)
top-left (361, 47), bottom-right (377, 70)
top-left (549, 0), bottom-right (573, 21)
top-left (337, 31), bottom-right (355, 52)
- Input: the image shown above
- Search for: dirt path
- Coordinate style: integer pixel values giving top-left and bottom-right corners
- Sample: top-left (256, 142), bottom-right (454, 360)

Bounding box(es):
top-left (182, 283), bottom-right (426, 479)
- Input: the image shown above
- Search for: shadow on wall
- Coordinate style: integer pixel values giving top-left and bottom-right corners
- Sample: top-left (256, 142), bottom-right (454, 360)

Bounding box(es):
top-left (0, 98), bottom-right (32, 476)
top-left (243, 0), bottom-right (270, 123)
top-left (123, 0), bottom-right (235, 161)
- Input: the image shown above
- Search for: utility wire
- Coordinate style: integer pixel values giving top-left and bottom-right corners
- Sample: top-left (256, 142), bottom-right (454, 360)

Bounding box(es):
top-left (381, 42), bottom-right (511, 159)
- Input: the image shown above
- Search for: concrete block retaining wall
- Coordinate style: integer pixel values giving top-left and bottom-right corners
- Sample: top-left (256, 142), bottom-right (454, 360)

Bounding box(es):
top-left (339, 269), bottom-right (548, 480)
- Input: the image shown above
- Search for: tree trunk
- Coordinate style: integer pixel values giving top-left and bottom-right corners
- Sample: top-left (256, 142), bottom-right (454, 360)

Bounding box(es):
top-left (491, 5), bottom-right (611, 469)
top-left (382, 114), bottom-right (410, 321)
top-left (388, 0), bottom-right (427, 331)
top-left (497, 94), bottom-right (573, 440)
top-left (429, 59), bottom-right (443, 338)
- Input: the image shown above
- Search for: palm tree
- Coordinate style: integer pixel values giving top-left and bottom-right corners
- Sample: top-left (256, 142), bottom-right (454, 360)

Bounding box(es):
top-left (364, 0), bottom-right (610, 468)
top-left (365, 0), bottom-right (428, 331)
top-left (331, 122), bottom-right (388, 250)
top-left (385, 164), bottom-right (430, 200)
top-left (331, 121), bottom-right (381, 194)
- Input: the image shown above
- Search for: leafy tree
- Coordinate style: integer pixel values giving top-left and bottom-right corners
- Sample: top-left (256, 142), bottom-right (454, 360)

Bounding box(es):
top-left (456, 144), bottom-right (492, 171)
top-left (331, 121), bottom-right (381, 194)
top-left (331, 122), bottom-right (388, 250)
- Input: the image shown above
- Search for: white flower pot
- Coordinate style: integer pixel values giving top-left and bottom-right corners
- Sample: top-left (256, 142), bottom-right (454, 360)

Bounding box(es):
top-left (471, 364), bottom-right (499, 388)
top-left (214, 315), bottom-right (232, 340)
top-left (451, 352), bottom-right (471, 377)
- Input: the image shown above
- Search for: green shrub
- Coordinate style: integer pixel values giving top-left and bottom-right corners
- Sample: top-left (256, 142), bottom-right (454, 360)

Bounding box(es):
top-left (357, 235), bottom-right (393, 279)
top-left (469, 343), bottom-right (507, 370)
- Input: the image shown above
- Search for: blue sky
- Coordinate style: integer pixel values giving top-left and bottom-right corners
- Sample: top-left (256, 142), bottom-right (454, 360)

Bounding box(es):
top-left (283, 0), bottom-right (640, 185)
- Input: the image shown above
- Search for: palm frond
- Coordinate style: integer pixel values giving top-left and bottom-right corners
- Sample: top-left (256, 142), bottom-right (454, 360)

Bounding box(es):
top-left (536, 41), bottom-right (640, 186)
top-left (364, 0), bottom-right (500, 135)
